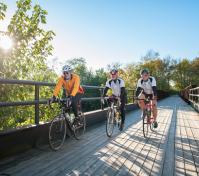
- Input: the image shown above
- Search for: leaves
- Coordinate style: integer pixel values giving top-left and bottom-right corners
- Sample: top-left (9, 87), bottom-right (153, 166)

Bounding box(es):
top-left (0, 2), bottom-right (7, 20)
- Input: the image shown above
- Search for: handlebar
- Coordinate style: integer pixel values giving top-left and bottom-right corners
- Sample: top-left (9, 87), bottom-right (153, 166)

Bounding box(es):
top-left (47, 97), bottom-right (72, 109)
top-left (103, 96), bottom-right (120, 100)
top-left (101, 96), bottom-right (121, 106)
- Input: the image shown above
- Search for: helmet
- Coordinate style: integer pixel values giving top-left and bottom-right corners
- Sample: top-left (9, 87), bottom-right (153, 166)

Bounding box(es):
top-left (110, 68), bottom-right (118, 75)
top-left (62, 65), bottom-right (73, 73)
top-left (140, 68), bottom-right (149, 75)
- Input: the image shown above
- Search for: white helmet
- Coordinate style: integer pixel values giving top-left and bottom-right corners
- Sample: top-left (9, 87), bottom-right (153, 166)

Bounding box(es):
top-left (62, 65), bottom-right (73, 73)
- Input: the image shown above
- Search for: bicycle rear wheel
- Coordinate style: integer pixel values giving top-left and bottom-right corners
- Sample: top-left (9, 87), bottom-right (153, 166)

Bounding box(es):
top-left (143, 114), bottom-right (149, 138)
top-left (106, 109), bottom-right (115, 137)
top-left (116, 112), bottom-right (122, 130)
top-left (73, 112), bottom-right (86, 140)
top-left (49, 114), bottom-right (67, 151)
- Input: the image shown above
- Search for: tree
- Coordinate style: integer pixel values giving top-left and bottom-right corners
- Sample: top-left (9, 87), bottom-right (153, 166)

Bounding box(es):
top-left (141, 49), bottom-right (160, 61)
top-left (0, 2), bottom-right (7, 20)
top-left (1, 0), bottom-right (55, 80)
top-left (0, 0), bottom-right (56, 131)
top-left (172, 59), bottom-right (192, 89)
top-left (190, 57), bottom-right (199, 86)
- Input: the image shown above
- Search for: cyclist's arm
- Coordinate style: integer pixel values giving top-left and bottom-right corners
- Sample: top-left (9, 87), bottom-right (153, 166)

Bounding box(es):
top-left (135, 79), bottom-right (144, 97)
top-left (151, 77), bottom-right (157, 96)
top-left (71, 75), bottom-right (80, 96)
top-left (103, 87), bottom-right (109, 97)
top-left (152, 86), bottom-right (157, 96)
top-left (120, 87), bottom-right (126, 97)
top-left (53, 77), bottom-right (63, 97)
top-left (135, 87), bottom-right (143, 97)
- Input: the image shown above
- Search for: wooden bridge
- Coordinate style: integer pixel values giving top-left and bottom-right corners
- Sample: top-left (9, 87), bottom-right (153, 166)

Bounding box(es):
top-left (0, 95), bottom-right (199, 176)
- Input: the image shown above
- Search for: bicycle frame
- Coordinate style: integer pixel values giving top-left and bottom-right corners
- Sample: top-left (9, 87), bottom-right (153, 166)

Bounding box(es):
top-left (136, 96), bottom-right (156, 138)
top-left (144, 99), bottom-right (154, 124)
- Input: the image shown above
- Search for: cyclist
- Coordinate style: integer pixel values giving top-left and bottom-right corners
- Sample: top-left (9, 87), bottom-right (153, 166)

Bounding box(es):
top-left (135, 68), bottom-right (158, 128)
top-left (103, 68), bottom-right (126, 131)
top-left (50, 65), bottom-right (84, 120)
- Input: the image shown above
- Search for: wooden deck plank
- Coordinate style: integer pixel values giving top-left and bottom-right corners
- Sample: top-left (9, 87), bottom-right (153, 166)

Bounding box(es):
top-left (66, 117), bottom-right (142, 176)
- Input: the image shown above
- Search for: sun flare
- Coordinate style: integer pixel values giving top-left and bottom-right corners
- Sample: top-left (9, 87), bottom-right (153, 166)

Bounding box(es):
top-left (0, 35), bottom-right (13, 50)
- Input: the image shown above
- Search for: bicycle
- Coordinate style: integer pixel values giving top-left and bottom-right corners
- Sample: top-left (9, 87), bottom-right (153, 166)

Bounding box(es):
top-left (104, 96), bottom-right (122, 137)
top-left (137, 97), bottom-right (156, 138)
top-left (48, 97), bottom-right (86, 151)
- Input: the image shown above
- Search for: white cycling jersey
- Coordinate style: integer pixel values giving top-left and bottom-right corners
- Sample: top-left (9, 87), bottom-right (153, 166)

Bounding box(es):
top-left (105, 78), bottom-right (125, 96)
top-left (137, 76), bottom-right (156, 94)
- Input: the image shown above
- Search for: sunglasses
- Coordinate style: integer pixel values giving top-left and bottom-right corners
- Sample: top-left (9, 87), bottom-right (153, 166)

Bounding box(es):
top-left (142, 74), bottom-right (148, 77)
top-left (111, 73), bottom-right (117, 76)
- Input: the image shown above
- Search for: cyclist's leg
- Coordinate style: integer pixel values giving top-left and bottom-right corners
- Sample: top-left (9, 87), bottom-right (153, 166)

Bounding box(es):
top-left (120, 96), bottom-right (125, 124)
top-left (71, 93), bottom-right (82, 118)
top-left (152, 99), bottom-right (157, 121)
top-left (152, 99), bottom-right (158, 128)
top-left (138, 93), bottom-right (145, 110)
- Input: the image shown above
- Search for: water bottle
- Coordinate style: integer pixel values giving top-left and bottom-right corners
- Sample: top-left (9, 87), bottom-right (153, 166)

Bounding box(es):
top-left (69, 113), bottom-right (75, 123)
top-left (116, 111), bottom-right (120, 120)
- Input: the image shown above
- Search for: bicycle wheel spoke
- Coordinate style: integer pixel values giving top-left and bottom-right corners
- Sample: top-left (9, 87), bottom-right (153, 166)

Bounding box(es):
top-left (73, 113), bottom-right (86, 140)
top-left (143, 114), bottom-right (149, 138)
top-left (106, 109), bottom-right (115, 137)
top-left (49, 115), bottom-right (67, 151)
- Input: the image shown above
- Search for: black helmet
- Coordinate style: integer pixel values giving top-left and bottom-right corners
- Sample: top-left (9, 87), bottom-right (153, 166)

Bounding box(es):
top-left (140, 68), bottom-right (149, 75)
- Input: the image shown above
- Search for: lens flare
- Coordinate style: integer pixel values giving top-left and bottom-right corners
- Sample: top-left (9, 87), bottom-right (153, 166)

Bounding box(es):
top-left (0, 35), bottom-right (13, 50)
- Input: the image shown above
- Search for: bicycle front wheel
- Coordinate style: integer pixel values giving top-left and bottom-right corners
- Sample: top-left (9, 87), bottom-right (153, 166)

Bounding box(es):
top-left (49, 114), bottom-right (67, 151)
top-left (106, 109), bottom-right (115, 137)
top-left (73, 112), bottom-right (86, 140)
top-left (143, 114), bottom-right (149, 138)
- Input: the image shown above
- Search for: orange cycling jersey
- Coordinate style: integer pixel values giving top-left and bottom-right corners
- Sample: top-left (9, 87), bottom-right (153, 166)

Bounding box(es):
top-left (53, 74), bottom-right (84, 97)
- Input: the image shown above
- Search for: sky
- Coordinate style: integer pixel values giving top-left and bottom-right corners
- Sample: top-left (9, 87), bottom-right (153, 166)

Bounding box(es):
top-left (1, 0), bottom-right (199, 70)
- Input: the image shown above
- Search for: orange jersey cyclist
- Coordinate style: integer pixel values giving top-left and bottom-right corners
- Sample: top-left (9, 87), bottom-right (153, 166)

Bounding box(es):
top-left (50, 65), bottom-right (84, 119)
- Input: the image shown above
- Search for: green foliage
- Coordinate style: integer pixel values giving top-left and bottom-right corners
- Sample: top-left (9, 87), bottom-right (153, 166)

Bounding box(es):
top-left (171, 58), bottom-right (199, 89)
top-left (1, 0), bottom-right (55, 80)
top-left (0, 2), bottom-right (7, 20)
top-left (0, 0), bottom-right (57, 131)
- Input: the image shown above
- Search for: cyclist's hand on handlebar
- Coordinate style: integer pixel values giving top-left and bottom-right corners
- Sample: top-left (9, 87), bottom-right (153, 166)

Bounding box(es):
top-left (48, 96), bottom-right (56, 104)
top-left (67, 95), bottom-right (74, 102)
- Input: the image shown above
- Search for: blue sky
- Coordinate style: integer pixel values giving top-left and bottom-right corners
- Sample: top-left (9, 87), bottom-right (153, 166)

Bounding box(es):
top-left (1, 0), bottom-right (199, 70)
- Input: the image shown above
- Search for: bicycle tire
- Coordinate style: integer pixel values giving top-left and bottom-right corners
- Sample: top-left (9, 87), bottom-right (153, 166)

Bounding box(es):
top-left (143, 113), bottom-right (149, 138)
top-left (73, 112), bottom-right (86, 140)
top-left (49, 114), bottom-right (67, 151)
top-left (116, 110), bottom-right (122, 130)
top-left (106, 108), bottom-right (115, 137)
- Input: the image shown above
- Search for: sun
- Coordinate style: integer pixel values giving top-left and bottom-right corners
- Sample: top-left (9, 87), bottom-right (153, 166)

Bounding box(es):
top-left (0, 35), bottom-right (13, 50)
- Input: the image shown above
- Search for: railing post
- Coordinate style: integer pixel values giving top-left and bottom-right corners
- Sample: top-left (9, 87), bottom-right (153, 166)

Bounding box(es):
top-left (100, 88), bottom-right (104, 110)
top-left (132, 90), bottom-right (135, 103)
top-left (35, 85), bottom-right (39, 125)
